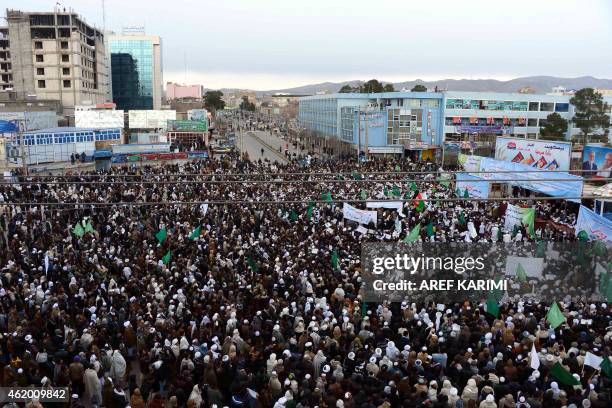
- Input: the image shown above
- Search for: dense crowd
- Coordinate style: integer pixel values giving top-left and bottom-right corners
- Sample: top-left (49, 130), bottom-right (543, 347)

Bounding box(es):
top-left (0, 155), bottom-right (609, 408)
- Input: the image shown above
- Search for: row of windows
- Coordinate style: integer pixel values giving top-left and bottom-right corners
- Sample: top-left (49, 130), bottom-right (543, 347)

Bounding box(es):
top-left (444, 117), bottom-right (559, 127)
top-left (21, 131), bottom-right (120, 146)
top-left (445, 99), bottom-right (570, 112)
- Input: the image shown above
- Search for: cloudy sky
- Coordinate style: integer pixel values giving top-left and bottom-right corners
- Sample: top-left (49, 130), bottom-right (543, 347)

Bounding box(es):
top-left (4, 0), bottom-right (612, 90)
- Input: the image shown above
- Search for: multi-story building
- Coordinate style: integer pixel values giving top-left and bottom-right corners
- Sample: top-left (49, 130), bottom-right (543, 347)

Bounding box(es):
top-left (109, 30), bottom-right (163, 110)
top-left (165, 82), bottom-right (203, 101)
top-left (298, 91), bottom-right (612, 158)
top-left (2, 9), bottom-right (110, 115)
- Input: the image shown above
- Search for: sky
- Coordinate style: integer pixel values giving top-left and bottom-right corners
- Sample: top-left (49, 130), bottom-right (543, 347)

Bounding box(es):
top-left (4, 0), bottom-right (612, 90)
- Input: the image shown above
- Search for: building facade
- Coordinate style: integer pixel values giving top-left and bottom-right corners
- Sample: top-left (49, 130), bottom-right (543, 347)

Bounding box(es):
top-left (298, 91), bottom-right (612, 156)
top-left (109, 32), bottom-right (163, 110)
top-left (3, 9), bottom-right (110, 115)
top-left (165, 82), bottom-right (203, 100)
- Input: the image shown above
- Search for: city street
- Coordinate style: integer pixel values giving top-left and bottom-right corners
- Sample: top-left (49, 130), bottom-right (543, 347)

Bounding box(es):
top-left (237, 130), bottom-right (289, 163)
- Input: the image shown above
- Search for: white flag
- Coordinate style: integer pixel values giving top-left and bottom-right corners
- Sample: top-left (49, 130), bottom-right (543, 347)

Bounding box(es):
top-left (584, 352), bottom-right (603, 369)
top-left (44, 254), bottom-right (49, 275)
top-left (530, 343), bottom-right (540, 370)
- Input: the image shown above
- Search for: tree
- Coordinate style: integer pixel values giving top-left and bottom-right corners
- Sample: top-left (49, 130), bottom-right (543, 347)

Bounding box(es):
top-left (338, 85), bottom-right (355, 93)
top-left (239, 96), bottom-right (256, 112)
top-left (539, 112), bottom-right (568, 141)
top-left (411, 84), bottom-right (428, 92)
top-left (570, 88), bottom-right (610, 143)
top-left (359, 79), bottom-right (385, 94)
top-left (204, 91), bottom-right (225, 111)
top-left (383, 83), bottom-right (395, 92)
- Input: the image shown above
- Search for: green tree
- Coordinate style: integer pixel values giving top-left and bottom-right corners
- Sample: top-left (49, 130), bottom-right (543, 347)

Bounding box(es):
top-left (570, 88), bottom-right (610, 143)
top-left (360, 79), bottom-right (385, 93)
top-left (338, 84), bottom-right (355, 93)
top-left (239, 96), bottom-right (256, 112)
top-left (539, 112), bottom-right (569, 141)
top-left (383, 83), bottom-right (395, 92)
top-left (411, 84), bottom-right (428, 92)
top-left (204, 91), bottom-right (225, 111)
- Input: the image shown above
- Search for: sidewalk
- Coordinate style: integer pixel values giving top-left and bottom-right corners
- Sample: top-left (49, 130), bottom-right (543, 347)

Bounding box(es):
top-left (252, 130), bottom-right (306, 159)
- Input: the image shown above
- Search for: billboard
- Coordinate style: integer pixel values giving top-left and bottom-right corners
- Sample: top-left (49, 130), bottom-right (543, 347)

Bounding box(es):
top-left (167, 120), bottom-right (208, 132)
top-left (495, 137), bottom-right (572, 171)
top-left (187, 109), bottom-right (208, 121)
top-left (76, 110), bottom-right (124, 129)
top-left (581, 145), bottom-right (612, 179)
top-left (0, 111), bottom-right (58, 131)
top-left (128, 110), bottom-right (177, 129)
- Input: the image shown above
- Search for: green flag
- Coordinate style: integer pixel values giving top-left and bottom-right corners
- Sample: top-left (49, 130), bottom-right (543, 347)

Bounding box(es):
top-left (602, 357), bottom-right (612, 379)
top-left (395, 164), bottom-right (401, 172)
top-left (516, 263), bottom-right (528, 282)
top-left (459, 212), bottom-right (466, 226)
top-left (550, 362), bottom-right (580, 386)
top-left (384, 187), bottom-right (391, 198)
top-left (402, 224), bottom-right (421, 243)
top-left (336, 174), bottom-right (345, 180)
top-left (415, 200), bottom-right (425, 213)
top-left (84, 220), bottom-right (95, 234)
top-left (307, 203), bottom-right (314, 220)
top-left (360, 190), bottom-right (367, 201)
top-left (322, 191), bottom-right (332, 203)
top-left (331, 249), bottom-right (339, 270)
top-left (456, 188), bottom-right (461, 196)
top-left (392, 185), bottom-right (401, 197)
top-left (161, 250), bottom-right (171, 265)
top-left (439, 173), bottom-right (451, 188)
top-left (290, 210), bottom-right (298, 222)
top-left (463, 189), bottom-right (470, 199)
top-left (577, 230), bottom-right (589, 242)
top-left (410, 182), bottom-right (418, 192)
top-left (247, 256), bottom-right (259, 273)
top-left (189, 225), bottom-right (201, 240)
top-left (155, 227), bottom-right (168, 244)
top-left (594, 240), bottom-right (607, 257)
top-left (361, 302), bottom-right (367, 318)
top-left (73, 222), bottom-right (85, 238)
top-left (536, 240), bottom-right (547, 258)
top-left (425, 222), bottom-right (435, 237)
top-left (521, 208), bottom-right (536, 238)
top-left (486, 296), bottom-right (500, 318)
top-left (352, 171), bottom-right (363, 180)
top-left (546, 301), bottom-right (566, 329)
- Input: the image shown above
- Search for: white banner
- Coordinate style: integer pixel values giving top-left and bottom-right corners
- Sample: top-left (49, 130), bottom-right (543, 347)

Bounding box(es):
top-left (575, 205), bottom-right (612, 242)
top-left (495, 137), bottom-right (572, 171)
top-left (343, 203), bottom-right (377, 226)
top-left (366, 201), bottom-right (403, 211)
top-left (504, 204), bottom-right (534, 233)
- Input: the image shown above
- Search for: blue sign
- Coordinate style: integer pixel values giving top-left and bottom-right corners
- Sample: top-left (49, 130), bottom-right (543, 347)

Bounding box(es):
top-left (456, 125), bottom-right (512, 135)
top-left (0, 120), bottom-right (19, 133)
top-left (456, 173), bottom-right (489, 199)
top-left (575, 205), bottom-right (612, 242)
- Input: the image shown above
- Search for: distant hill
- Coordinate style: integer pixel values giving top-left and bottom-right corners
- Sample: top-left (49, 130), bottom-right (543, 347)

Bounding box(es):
top-left (255, 76), bottom-right (612, 96)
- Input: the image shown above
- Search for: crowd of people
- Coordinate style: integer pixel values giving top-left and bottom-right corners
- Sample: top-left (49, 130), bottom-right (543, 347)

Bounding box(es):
top-left (0, 153), bottom-right (609, 408)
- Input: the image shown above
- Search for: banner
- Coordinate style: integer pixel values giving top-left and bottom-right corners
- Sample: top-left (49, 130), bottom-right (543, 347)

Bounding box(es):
top-left (458, 153), bottom-right (482, 173)
top-left (495, 137), bottom-right (572, 171)
top-left (575, 205), bottom-right (612, 242)
top-left (581, 145), bottom-right (612, 179)
top-left (504, 204), bottom-right (535, 233)
top-left (456, 173), bottom-right (489, 199)
top-left (478, 157), bottom-right (583, 203)
top-left (343, 203), bottom-right (377, 226)
top-left (0, 120), bottom-right (19, 133)
top-left (366, 201), bottom-right (403, 211)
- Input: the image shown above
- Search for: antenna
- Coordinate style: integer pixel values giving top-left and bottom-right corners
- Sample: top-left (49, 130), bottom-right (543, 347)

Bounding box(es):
top-left (184, 51), bottom-right (187, 84)
top-left (102, 0), bottom-right (106, 32)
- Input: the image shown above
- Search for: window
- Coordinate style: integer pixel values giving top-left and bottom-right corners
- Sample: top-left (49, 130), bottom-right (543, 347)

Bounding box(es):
top-left (35, 54), bottom-right (44, 62)
top-left (61, 54), bottom-right (69, 62)
top-left (62, 67), bottom-right (70, 75)
top-left (34, 41), bottom-right (43, 49)
top-left (527, 118), bottom-right (538, 127)
top-left (540, 102), bottom-right (554, 112)
top-left (63, 80), bottom-right (71, 88)
top-left (555, 103), bottom-right (569, 112)
top-left (61, 41), bottom-right (69, 49)
top-left (528, 102), bottom-right (539, 111)
top-left (36, 68), bottom-right (44, 75)
top-left (37, 80), bottom-right (45, 88)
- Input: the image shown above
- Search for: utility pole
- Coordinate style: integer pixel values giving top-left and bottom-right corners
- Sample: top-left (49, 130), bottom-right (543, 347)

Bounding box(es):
top-left (364, 107), bottom-right (369, 161)
top-left (357, 108), bottom-right (361, 161)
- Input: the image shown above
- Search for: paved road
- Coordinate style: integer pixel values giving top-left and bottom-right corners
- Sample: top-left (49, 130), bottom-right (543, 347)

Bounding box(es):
top-left (237, 130), bottom-right (288, 163)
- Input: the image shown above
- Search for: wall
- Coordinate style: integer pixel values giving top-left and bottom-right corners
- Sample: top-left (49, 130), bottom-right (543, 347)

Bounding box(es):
top-left (166, 83), bottom-right (203, 100)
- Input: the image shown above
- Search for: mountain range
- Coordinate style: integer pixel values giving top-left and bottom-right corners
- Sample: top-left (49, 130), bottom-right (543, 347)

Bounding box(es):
top-left (214, 76), bottom-right (612, 96)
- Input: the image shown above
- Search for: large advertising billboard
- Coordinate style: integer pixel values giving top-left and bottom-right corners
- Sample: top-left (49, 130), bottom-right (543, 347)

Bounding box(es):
top-left (167, 120), bottom-right (208, 132)
top-left (495, 137), bottom-right (571, 171)
top-left (581, 145), bottom-right (612, 179)
top-left (76, 110), bottom-right (125, 129)
top-left (128, 110), bottom-right (177, 129)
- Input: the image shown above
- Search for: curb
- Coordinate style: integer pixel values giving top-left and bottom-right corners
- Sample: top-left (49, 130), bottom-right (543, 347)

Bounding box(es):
top-left (247, 132), bottom-right (288, 163)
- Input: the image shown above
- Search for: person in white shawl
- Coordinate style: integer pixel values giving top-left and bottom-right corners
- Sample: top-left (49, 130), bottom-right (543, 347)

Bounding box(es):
top-left (313, 350), bottom-right (326, 379)
top-left (266, 353), bottom-right (277, 376)
top-left (188, 384), bottom-right (203, 407)
top-left (110, 350), bottom-right (126, 383)
top-left (84, 366), bottom-right (102, 407)
top-left (385, 341), bottom-right (400, 361)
